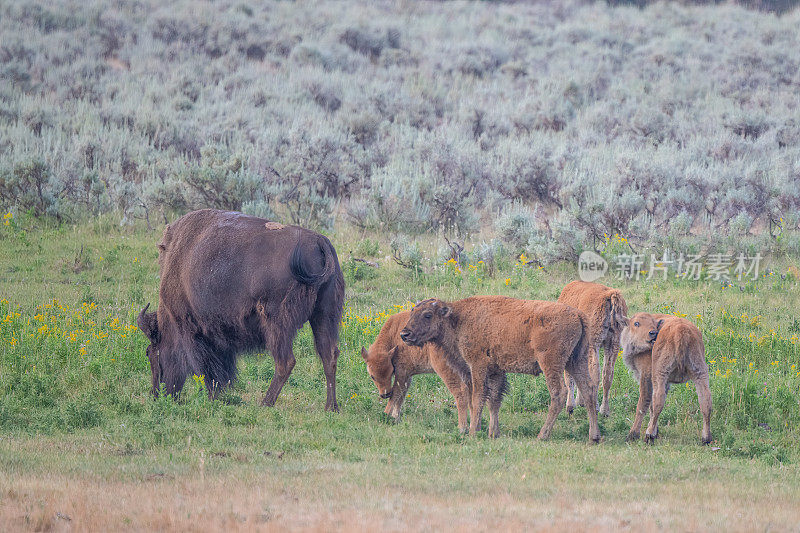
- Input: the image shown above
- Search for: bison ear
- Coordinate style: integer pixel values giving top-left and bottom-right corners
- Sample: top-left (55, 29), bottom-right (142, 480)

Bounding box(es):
top-left (361, 346), bottom-right (369, 361)
top-left (137, 303), bottom-right (159, 343)
top-left (619, 315), bottom-right (630, 327)
top-left (655, 318), bottom-right (665, 332)
top-left (389, 345), bottom-right (400, 367)
top-left (438, 305), bottom-right (452, 317)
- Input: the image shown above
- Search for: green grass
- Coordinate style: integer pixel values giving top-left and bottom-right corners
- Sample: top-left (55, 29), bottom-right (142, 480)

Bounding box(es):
top-left (1, 217), bottom-right (799, 529)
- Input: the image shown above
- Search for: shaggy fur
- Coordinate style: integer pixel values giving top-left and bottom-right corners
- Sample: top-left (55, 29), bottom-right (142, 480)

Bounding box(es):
top-left (621, 313), bottom-right (712, 444)
top-left (558, 281), bottom-right (628, 416)
top-left (137, 209), bottom-right (345, 411)
top-left (362, 311), bottom-right (507, 433)
top-left (400, 296), bottom-right (600, 441)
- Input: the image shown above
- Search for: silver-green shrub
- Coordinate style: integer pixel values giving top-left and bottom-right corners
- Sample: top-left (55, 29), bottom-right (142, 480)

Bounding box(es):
top-left (0, 0), bottom-right (799, 258)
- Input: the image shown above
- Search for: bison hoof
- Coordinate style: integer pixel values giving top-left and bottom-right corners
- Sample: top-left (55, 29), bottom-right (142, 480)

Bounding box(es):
top-left (644, 433), bottom-right (657, 444)
top-left (626, 431), bottom-right (640, 442)
top-left (325, 402), bottom-right (340, 413)
top-left (701, 435), bottom-right (713, 445)
top-left (599, 405), bottom-right (611, 417)
top-left (566, 405), bottom-right (574, 416)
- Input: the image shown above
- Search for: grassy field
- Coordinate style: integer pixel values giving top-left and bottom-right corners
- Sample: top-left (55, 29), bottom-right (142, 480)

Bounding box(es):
top-left (1, 216), bottom-right (800, 530)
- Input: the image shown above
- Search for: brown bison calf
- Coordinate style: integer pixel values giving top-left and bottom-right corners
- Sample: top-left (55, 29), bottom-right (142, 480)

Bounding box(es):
top-left (400, 296), bottom-right (600, 442)
top-left (362, 311), bottom-right (507, 433)
top-left (558, 281), bottom-right (628, 416)
top-left (622, 313), bottom-right (712, 444)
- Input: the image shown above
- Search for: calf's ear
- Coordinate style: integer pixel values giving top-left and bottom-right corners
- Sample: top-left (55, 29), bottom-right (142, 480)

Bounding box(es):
top-left (655, 318), bottom-right (665, 332)
top-left (438, 305), bottom-right (452, 317)
top-left (137, 303), bottom-right (159, 343)
top-left (619, 315), bottom-right (630, 327)
top-left (361, 347), bottom-right (369, 361)
top-left (389, 345), bottom-right (400, 367)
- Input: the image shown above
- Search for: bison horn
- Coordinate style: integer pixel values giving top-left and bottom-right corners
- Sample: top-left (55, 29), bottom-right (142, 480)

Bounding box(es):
top-left (137, 303), bottom-right (150, 327)
top-left (137, 303), bottom-right (158, 341)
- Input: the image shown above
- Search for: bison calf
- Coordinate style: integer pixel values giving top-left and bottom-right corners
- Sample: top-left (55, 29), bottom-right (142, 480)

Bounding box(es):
top-left (136, 209), bottom-right (345, 411)
top-left (622, 313), bottom-right (712, 444)
top-left (400, 296), bottom-right (600, 442)
top-left (362, 311), bottom-right (507, 433)
top-left (558, 281), bottom-right (628, 416)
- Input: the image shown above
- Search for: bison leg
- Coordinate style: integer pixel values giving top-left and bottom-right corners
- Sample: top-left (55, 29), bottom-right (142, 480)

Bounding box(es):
top-left (564, 372), bottom-right (576, 415)
top-left (261, 340), bottom-right (296, 407)
top-left (322, 347), bottom-right (340, 413)
top-left (692, 372), bottom-right (713, 445)
top-left (538, 367), bottom-right (567, 441)
top-left (644, 373), bottom-right (668, 444)
top-left (566, 357), bottom-right (601, 443)
top-left (310, 315), bottom-right (341, 413)
top-left (386, 371), bottom-right (411, 420)
top-left (486, 372), bottom-right (507, 439)
top-left (591, 342), bottom-right (602, 389)
top-left (430, 353), bottom-right (470, 433)
top-left (627, 372), bottom-right (652, 441)
top-left (599, 340), bottom-right (619, 417)
top-left (468, 364), bottom-right (489, 437)
top-left (575, 342), bottom-right (600, 408)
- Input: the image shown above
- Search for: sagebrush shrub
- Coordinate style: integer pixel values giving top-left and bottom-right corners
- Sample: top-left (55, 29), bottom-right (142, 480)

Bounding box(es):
top-left (0, 0), bottom-right (797, 256)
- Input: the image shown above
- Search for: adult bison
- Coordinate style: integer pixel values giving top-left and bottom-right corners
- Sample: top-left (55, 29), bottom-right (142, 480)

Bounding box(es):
top-left (558, 281), bottom-right (628, 416)
top-left (400, 296), bottom-right (600, 442)
top-left (136, 209), bottom-right (345, 411)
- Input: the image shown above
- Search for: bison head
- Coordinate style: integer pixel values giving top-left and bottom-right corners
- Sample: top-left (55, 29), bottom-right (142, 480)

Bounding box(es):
top-left (136, 303), bottom-right (162, 395)
top-left (621, 312), bottom-right (665, 355)
top-left (400, 299), bottom-right (452, 347)
top-left (361, 345), bottom-right (398, 399)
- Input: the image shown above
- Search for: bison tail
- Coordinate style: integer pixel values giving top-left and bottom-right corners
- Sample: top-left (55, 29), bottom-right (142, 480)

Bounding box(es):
top-left (290, 233), bottom-right (338, 286)
top-left (608, 290), bottom-right (628, 331)
top-left (570, 313), bottom-right (590, 366)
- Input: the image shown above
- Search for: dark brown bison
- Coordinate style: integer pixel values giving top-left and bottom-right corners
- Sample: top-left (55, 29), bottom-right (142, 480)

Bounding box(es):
top-left (400, 296), bottom-right (600, 442)
top-left (136, 209), bottom-right (345, 411)
top-left (558, 281), bottom-right (628, 416)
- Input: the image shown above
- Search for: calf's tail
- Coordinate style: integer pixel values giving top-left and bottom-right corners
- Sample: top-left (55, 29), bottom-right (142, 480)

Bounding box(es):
top-left (608, 290), bottom-right (628, 331)
top-left (570, 312), bottom-right (590, 366)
